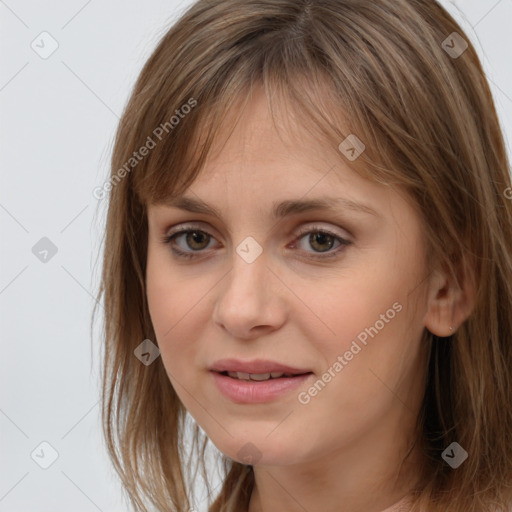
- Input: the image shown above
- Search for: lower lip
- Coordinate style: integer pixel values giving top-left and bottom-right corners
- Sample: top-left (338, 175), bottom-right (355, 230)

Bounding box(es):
top-left (210, 371), bottom-right (314, 404)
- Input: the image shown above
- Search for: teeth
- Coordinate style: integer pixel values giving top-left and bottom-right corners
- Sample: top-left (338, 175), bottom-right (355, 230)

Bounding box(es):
top-left (245, 372), bottom-right (271, 381)
top-left (226, 371), bottom-right (294, 380)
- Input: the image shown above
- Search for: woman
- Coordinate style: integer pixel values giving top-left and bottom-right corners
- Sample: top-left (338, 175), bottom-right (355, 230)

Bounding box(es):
top-left (95, 1), bottom-right (512, 510)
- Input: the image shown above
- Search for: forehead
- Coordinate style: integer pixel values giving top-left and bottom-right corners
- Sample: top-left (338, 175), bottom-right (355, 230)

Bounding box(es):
top-left (150, 88), bottom-right (399, 219)
top-left (148, 85), bottom-right (416, 231)
top-left (196, 87), bottom-right (338, 178)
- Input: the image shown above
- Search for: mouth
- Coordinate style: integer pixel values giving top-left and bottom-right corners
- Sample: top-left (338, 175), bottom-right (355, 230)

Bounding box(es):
top-left (215, 370), bottom-right (313, 381)
top-left (208, 358), bottom-right (313, 377)
top-left (210, 370), bottom-right (315, 403)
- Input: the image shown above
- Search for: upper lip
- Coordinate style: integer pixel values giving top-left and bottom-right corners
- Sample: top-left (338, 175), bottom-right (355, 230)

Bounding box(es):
top-left (209, 358), bottom-right (313, 375)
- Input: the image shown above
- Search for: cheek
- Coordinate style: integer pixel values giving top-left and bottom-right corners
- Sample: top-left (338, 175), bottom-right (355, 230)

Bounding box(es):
top-left (146, 279), bottom-right (204, 403)
top-left (146, 244), bottom-right (197, 333)
top-left (145, 247), bottom-right (225, 395)
top-left (306, 254), bottom-right (425, 389)
top-left (310, 264), bottom-right (406, 347)
top-left (146, 249), bottom-right (196, 363)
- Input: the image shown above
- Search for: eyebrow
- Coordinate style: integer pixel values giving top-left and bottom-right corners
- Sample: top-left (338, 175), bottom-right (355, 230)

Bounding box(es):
top-left (159, 195), bottom-right (380, 219)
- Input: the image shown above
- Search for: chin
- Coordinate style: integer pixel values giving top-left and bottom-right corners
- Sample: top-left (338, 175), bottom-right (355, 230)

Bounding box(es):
top-left (209, 435), bottom-right (303, 467)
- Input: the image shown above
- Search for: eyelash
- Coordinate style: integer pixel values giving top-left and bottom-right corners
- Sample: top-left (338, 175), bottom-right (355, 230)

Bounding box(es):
top-left (161, 224), bottom-right (352, 261)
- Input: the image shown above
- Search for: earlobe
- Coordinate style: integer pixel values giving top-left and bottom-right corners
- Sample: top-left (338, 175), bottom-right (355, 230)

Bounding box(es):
top-left (424, 259), bottom-right (476, 337)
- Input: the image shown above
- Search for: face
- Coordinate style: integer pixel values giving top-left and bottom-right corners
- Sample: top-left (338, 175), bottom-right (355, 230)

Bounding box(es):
top-left (145, 88), bottom-right (434, 470)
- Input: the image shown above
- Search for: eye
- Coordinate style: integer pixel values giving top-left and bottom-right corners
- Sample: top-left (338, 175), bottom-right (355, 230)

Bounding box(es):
top-left (162, 226), bottom-right (217, 260)
top-left (290, 225), bottom-right (351, 260)
top-left (161, 224), bottom-right (352, 260)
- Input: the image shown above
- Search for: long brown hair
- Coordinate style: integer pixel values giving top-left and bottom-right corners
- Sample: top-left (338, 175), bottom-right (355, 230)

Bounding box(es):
top-left (94, 1), bottom-right (512, 510)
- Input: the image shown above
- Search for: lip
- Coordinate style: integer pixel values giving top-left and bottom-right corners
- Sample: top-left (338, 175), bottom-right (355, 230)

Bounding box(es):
top-left (210, 371), bottom-right (314, 404)
top-left (208, 358), bottom-right (312, 375)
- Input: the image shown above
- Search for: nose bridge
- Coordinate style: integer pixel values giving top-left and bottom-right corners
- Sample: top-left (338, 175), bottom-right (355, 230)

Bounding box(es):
top-left (212, 235), bottom-right (286, 337)
top-left (226, 236), bottom-right (270, 298)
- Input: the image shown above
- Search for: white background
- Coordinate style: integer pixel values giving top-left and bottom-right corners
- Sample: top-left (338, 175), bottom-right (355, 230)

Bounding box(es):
top-left (1, 1), bottom-right (511, 510)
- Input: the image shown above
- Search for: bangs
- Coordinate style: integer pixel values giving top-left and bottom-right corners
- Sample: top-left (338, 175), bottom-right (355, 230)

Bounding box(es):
top-left (129, 37), bottom-right (400, 209)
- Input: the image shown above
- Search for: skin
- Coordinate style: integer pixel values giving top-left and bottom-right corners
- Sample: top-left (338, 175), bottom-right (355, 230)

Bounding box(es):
top-left (145, 87), bottom-right (471, 512)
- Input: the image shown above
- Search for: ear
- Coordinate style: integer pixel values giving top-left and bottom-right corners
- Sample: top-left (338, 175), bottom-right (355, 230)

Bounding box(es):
top-left (424, 256), bottom-right (476, 337)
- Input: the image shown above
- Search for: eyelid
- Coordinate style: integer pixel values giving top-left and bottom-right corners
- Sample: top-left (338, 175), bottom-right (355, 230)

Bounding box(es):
top-left (165, 221), bottom-right (213, 237)
top-left (164, 221), bottom-right (351, 243)
top-left (293, 223), bottom-right (351, 242)
top-left (162, 221), bottom-right (353, 263)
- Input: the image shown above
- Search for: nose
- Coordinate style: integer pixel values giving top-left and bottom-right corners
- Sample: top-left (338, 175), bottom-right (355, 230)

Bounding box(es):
top-left (212, 247), bottom-right (287, 340)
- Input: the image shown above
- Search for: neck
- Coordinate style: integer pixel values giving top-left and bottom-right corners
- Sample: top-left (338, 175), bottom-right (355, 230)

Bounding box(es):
top-left (247, 414), bottom-right (424, 512)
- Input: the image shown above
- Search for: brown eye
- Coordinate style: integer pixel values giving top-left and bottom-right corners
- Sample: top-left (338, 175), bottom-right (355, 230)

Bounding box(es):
top-left (162, 228), bottom-right (218, 260)
top-left (292, 226), bottom-right (351, 259)
top-left (162, 224), bottom-right (351, 261)
top-left (308, 232), bottom-right (337, 253)
top-left (183, 230), bottom-right (211, 251)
